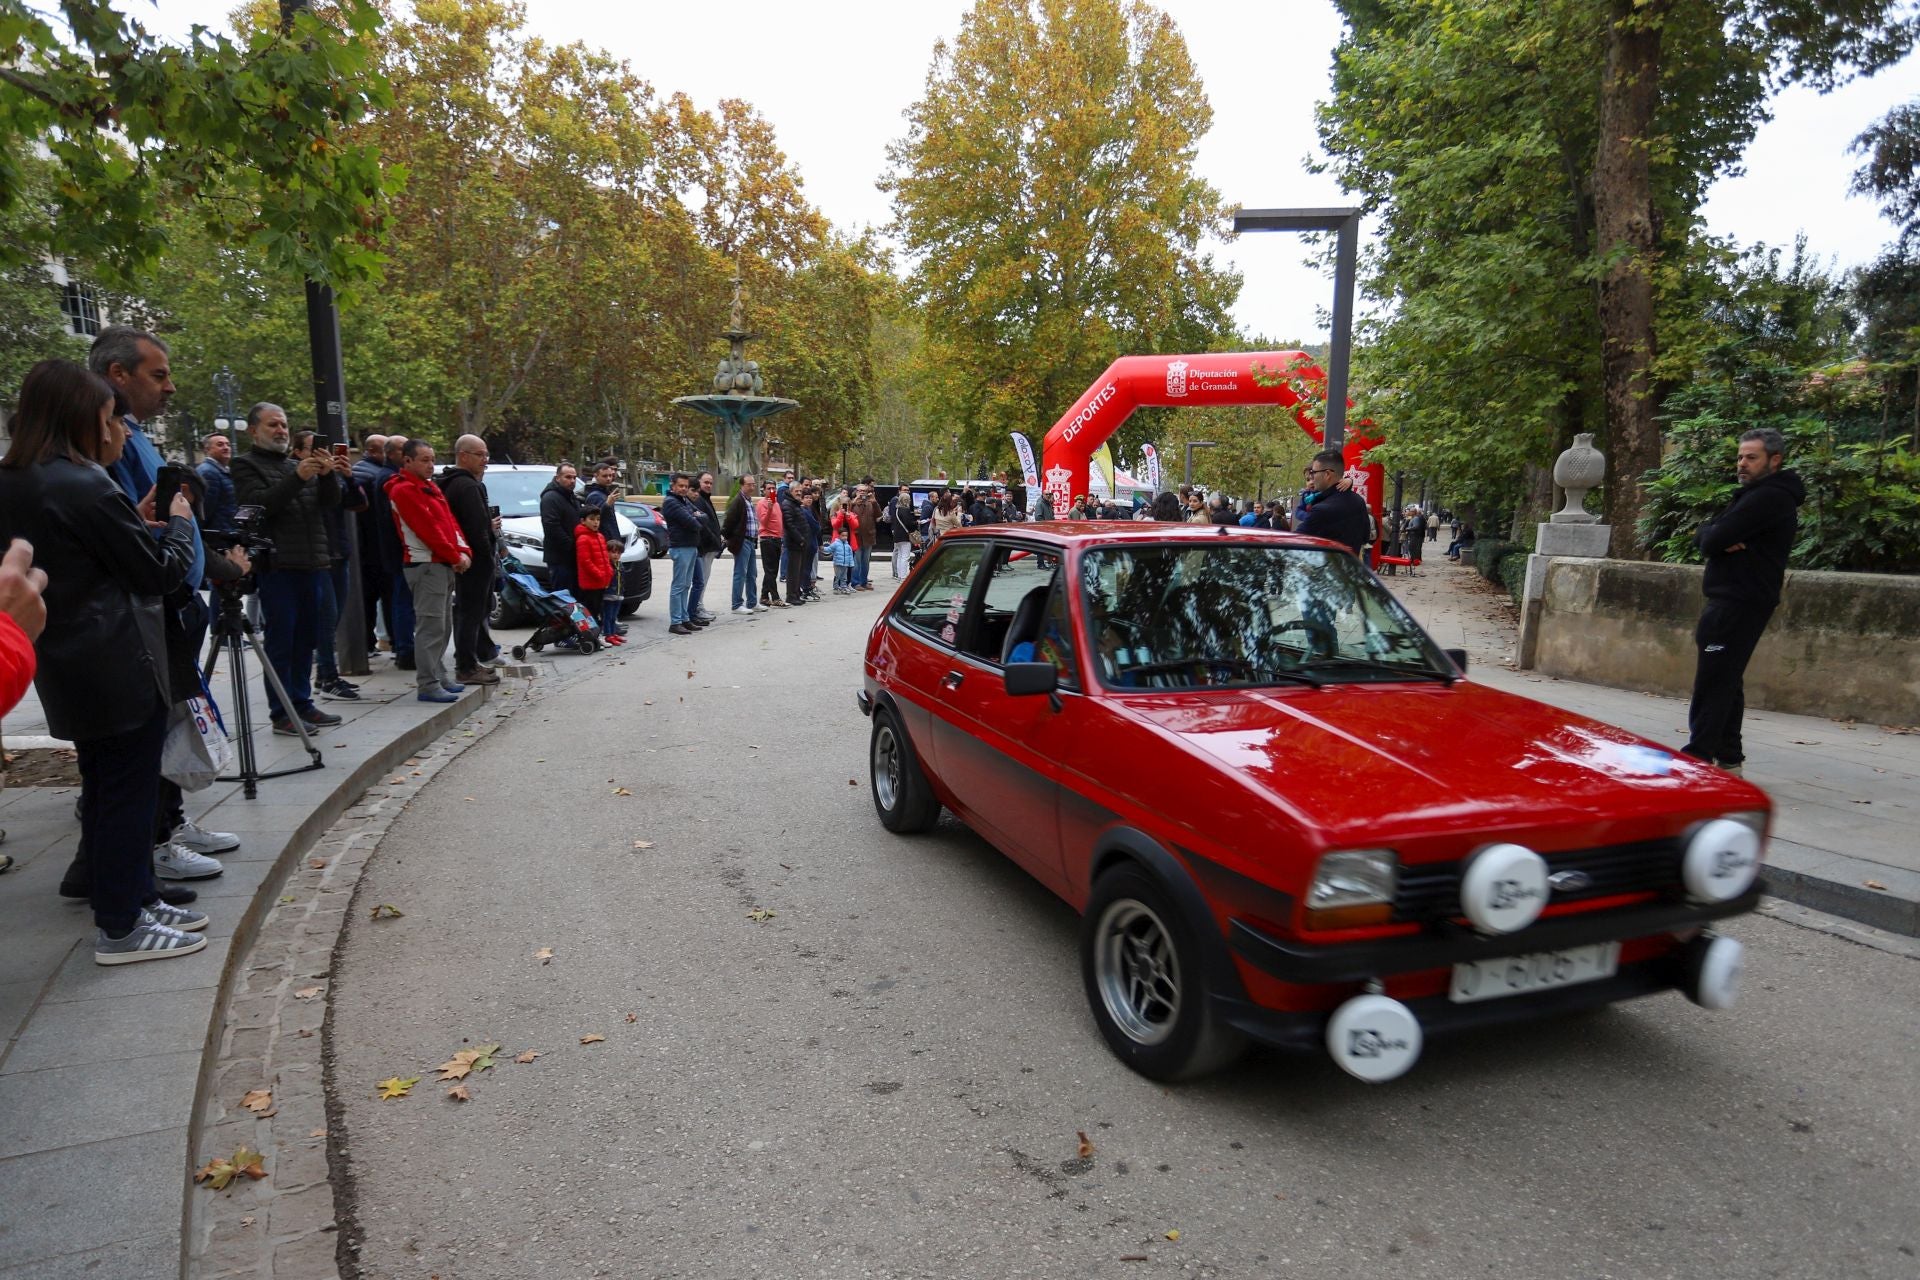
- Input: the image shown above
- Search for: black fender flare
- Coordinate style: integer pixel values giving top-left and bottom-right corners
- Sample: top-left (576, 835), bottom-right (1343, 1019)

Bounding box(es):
top-left (1088, 827), bottom-right (1250, 1006)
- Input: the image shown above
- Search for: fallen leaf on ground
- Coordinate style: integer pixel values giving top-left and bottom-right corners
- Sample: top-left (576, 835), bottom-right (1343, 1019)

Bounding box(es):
top-left (1120, 1257), bottom-right (1148, 1264)
top-left (293, 986), bottom-right (323, 1000)
top-left (1865, 879), bottom-right (1888, 890)
top-left (240, 1216), bottom-right (254, 1226)
top-left (514, 1050), bottom-right (541, 1064)
top-left (849, 778), bottom-right (857, 786)
top-left (241, 1089), bottom-right (274, 1114)
top-left (632, 840), bottom-right (654, 849)
top-left (463, 796), bottom-right (475, 802)
top-left (625, 1012), bottom-right (637, 1023)
top-left (446, 1083), bottom-right (471, 1101)
top-left (309, 1128), bottom-right (327, 1139)
top-left (376, 1076), bottom-right (420, 1100)
top-left (748, 743), bottom-right (760, 749)
top-left (437, 1059), bottom-right (473, 1081)
top-left (308, 858), bottom-right (326, 870)
top-left (535, 947), bottom-right (554, 963)
top-left (612, 786), bottom-right (632, 796)
top-left (580, 1033), bottom-right (606, 1044)
top-left (193, 1146), bottom-right (268, 1190)
top-left (747, 908), bottom-right (776, 921)
top-left (277, 895), bottom-right (295, 904)
top-left (686, 670), bottom-right (695, 679)
top-left (1077, 1131), bottom-right (1095, 1159)
top-left (1164, 1229), bottom-right (1180, 1241)
top-left (368, 903), bottom-right (404, 920)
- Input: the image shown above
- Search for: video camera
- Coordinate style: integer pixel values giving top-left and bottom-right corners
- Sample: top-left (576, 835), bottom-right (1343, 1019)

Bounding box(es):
top-left (204, 504), bottom-right (275, 593)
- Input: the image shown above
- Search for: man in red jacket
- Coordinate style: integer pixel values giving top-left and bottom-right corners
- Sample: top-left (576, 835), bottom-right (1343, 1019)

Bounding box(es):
top-left (386, 440), bottom-right (471, 704)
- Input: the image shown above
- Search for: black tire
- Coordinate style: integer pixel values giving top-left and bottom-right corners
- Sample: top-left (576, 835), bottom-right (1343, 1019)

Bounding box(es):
top-left (869, 705), bottom-right (940, 833)
top-left (510, 644), bottom-right (527, 661)
top-left (1080, 864), bottom-right (1246, 1082)
top-left (491, 590), bottom-right (527, 630)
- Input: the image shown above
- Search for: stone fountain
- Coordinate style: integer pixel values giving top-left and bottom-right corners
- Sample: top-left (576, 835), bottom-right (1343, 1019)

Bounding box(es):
top-left (671, 275), bottom-right (799, 488)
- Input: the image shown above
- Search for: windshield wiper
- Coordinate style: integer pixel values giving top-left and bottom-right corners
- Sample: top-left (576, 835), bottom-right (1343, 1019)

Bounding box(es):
top-left (1298, 655), bottom-right (1455, 684)
top-left (1123, 659), bottom-right (1323, 688)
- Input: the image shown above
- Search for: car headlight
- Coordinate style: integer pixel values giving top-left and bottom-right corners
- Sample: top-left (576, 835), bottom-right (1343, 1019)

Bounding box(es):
top-left (1305, 849), bottom-right (1399, 930)
top-left (500, 531), bottom-right (539, 549)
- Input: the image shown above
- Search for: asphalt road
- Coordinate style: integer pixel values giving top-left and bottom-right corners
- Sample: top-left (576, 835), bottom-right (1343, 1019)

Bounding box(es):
top-left (326, 585), bottom-right (1920, 1280)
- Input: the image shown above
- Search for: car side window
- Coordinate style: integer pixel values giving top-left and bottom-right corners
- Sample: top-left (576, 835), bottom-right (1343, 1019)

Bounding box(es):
top-left (962, 544), bottom-right (1064, 667)
top-left (894, 543), bottom-right (987, 645)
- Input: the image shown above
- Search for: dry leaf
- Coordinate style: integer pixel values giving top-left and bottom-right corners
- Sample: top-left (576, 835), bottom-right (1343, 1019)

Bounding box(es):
top-left (297, 1028), bottom-right (313, 1038)
top-left (437, 1059), bottom-right (473, 1081)
top-left (1077, 1130), bottom-right (1095, 1159)
top-left (686, 670), bottom-right (695, 679)
top-left (446, 1083), bottom-right (472, 1101)
top-left (309, 1128), bottom-right (327, 1139)
top-left (747, 908), bottom-right (776, 921)
top-left (240, 1216), bottom-right (254, 1226)
top-left (849, 778), bottom-right (858, 786)
top-left (293, 986), bottom-right (323, 1000)
top-left (376, 1076), bottom-right (420, 1100)
top-left (277, 895), bottom-right (294, 904)
top-left (612, 786), bottom-right (632, 796)
top-left (368, 903), bottom-right (404, 920)
top-left (514, 1050), bottom-right (541, 1064)
top-left (535, 947), bottom-right (554, 963)
top-left (625, 1012), bottom-right (638, 1023)
top-left (193, 1146), bottom-right (268, 1190)
top-left (307, 858), bottom-right (326, 870)
top-left (580, 1033), bottom-right (606, 1045)
top-left (632, 839), bottom-right (655, 849)
top-left (1164, 1229), bottom-right (1181, 1241)
top-left (1865, 879), bottom-right (1888, 890)
top-left (241, 1089), bottom-right (274, 1114)
top-left (643, 699), bottom-right (653, 705)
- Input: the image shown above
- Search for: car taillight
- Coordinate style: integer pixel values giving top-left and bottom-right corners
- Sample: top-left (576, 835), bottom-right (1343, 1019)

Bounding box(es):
top-left (1304, 849), bottom-right (1399, 930)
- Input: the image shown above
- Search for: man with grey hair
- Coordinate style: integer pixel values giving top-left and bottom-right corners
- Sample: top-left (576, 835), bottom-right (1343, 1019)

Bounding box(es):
top-left (1680, 427), bottom-right (1805, 775)
top-left (231, 401), bottom-right (345, 735)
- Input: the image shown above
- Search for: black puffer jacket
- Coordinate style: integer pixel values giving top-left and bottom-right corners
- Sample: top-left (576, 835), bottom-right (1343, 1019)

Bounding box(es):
top-left (1697, 469), bottom-right (1805, 608)
top-left (540, 480), bottom-right (582, 570)
top-left (0, 456), bottom-right (197, 739)
top-left (231, 446), bottom-right (340, 571)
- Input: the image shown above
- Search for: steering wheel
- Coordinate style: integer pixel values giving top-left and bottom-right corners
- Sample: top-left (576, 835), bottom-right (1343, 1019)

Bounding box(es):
top-left (1274, 617), bottom-right (1337, 658)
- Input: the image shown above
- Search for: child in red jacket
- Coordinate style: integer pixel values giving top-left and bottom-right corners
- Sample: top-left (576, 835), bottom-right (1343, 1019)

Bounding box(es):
top-left (574, 508), bottom-right (621, 646)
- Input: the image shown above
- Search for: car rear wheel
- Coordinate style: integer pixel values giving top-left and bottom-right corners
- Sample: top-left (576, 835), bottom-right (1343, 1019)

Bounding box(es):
top-left (490, 590), bottom-right (527, 630)
top-left (1081, 865), bottom-right (1245, 1081)
top-left (870, 706), bottom-right (940, 833)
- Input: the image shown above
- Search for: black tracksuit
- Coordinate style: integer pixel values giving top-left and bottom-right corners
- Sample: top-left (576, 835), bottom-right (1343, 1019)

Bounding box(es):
top-left (1682, 468), bottom-right (1805, 766)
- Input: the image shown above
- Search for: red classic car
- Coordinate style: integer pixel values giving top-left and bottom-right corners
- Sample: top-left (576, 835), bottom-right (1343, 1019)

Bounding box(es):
top-left (857, 523), bottom-right (1766, 1083)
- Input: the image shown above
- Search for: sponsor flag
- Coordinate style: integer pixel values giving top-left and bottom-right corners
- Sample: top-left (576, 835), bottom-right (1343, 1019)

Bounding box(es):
top-left (1141, 444), bottom-right (1161, 491)
top-left (1010, 432), bottom-right (1041, 490)
top-left (1089, 443), bottom-right (1115, 498)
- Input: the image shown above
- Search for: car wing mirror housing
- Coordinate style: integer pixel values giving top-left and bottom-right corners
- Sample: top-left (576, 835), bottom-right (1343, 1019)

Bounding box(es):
top-left (1004, 662), bottom-right (1060, 698)
top-left (1443, 647), bottom-right (1468, 675)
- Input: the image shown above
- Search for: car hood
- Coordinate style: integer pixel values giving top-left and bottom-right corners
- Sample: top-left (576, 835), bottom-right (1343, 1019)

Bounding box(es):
top-left (1115, 679), bottom-right (1762, 849)
top-left (500, 513), bottom-right (646, 561)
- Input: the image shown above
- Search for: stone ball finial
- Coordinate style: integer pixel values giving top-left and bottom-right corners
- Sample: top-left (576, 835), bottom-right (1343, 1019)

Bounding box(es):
top-left (1550, 432), bottom-right (1604, 524)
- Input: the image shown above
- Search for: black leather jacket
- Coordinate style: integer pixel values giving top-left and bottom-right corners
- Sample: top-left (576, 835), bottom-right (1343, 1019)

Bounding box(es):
top-left (0, 456), bottom-right (197, 740)
top-left (231, 446), bottom-right (340, 571)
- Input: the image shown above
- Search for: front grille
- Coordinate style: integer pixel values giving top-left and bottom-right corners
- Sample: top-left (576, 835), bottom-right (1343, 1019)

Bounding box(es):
top-left (1392, 838), bottom-right (1683, 924)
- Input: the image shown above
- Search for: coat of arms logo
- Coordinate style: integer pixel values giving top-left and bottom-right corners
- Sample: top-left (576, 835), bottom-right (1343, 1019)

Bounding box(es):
top-left (1165, 360), bottom-right (1190, 398)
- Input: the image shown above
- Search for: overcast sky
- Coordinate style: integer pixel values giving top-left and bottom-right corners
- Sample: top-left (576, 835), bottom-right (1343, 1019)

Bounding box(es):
top-left (150, 0), bottom-right (1917, 343)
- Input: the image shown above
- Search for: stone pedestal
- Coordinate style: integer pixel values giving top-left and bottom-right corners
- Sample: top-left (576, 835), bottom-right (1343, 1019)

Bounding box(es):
top-left (1518, 522), bottom-right (1612, 670)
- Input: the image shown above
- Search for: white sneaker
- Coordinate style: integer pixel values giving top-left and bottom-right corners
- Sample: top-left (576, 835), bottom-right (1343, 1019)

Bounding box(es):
top-left (753, 603), bottom-right (768, 612)
top-left (733, 606), bottom-right (754, 615)
top-left (170, 819), bottom-right (239, 855)
top-left (153, 841), bottom-right (225, 881)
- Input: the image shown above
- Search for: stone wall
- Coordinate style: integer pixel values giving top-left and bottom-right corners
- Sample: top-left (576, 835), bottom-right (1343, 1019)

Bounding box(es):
top-left (1532, 558), bottom-right (1920, 725)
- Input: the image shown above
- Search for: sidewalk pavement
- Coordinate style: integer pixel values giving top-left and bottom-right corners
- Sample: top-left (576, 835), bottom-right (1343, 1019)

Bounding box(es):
top-left (0, 642), bottom-right (502, 1280)
top-left (1386, 559), bottom-right (1920, 937)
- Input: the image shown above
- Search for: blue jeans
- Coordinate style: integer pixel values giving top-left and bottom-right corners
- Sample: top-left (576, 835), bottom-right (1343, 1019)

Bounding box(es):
top-left (689, 551), bottom-right (716, 617)
top-left (853, 545), bottom-right (870, 588)
top-left (599, 592), bottom-right (621, 636)
top-left (257, 566), bottom-right (325, 721)
top-left (668, 546), bottom-right (697, 625)
top-left (315, 560), bottom-right (347, 683)
top-left (833, 563), bottom-right (850, 591)
top-left (732, 547), bottom-right (757, 609)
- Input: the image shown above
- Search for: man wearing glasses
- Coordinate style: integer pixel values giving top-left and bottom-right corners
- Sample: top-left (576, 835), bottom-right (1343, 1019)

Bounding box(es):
top-left (442, 434), bottom-right (502, 685)
top-left (1295, 450), bottom-right (1371, 556)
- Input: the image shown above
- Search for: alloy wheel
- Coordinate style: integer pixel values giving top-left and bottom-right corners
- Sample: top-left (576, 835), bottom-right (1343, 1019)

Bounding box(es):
top-left (1093, 899), bottom-right (1181, 1045)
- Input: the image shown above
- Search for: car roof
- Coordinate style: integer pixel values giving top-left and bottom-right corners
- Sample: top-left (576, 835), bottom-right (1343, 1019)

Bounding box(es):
top-left (938, 521), bottom-right (1348, 552)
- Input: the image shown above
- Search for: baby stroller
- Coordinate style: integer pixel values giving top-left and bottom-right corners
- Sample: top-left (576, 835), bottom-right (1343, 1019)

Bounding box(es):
top-left (498, 551), bottom-right (603, 658)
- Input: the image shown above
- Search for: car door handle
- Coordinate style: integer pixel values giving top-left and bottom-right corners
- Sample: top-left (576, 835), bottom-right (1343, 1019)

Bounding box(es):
top-left (941, 670), bottom-right (965, 690)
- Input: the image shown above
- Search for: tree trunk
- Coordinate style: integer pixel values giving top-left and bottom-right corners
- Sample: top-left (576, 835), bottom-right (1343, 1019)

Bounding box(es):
top-left (1594, 0), bottom-right (1667, 559)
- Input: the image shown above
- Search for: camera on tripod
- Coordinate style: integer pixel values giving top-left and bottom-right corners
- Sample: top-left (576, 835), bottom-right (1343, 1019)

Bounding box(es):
top-left (205, 504), bottom-right (276, 593)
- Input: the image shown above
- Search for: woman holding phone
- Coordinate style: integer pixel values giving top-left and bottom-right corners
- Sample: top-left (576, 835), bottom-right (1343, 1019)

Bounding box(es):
top-left (0, 359), bottom-right (209, 964)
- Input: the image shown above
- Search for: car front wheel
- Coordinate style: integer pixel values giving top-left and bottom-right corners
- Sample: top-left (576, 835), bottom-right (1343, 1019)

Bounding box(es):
top-left (870, 706), bottom-right (940, 833)
top-left (1081, 864), bottom-right (1245, 1081)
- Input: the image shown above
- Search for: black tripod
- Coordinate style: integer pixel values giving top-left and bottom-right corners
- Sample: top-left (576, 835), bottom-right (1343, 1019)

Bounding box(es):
top-left (202, 585), bottom-right (325, 799)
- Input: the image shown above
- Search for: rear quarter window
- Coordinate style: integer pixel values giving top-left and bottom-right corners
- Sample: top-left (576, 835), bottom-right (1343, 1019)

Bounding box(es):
top-left (894, 543), bottom-right (986, 645)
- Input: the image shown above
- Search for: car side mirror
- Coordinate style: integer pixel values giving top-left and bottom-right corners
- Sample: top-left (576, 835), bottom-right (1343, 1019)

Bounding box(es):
top-left (1003, 662), bottom-right (1059, 698)
top-left (1443, 647), bottom-right (1468, 675)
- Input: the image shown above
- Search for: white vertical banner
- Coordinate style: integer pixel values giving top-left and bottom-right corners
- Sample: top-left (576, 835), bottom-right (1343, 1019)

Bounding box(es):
top-left (1010, 431), bottom-right (1041, 489)
top-left (1141, 444), bottom-right (1161, 491)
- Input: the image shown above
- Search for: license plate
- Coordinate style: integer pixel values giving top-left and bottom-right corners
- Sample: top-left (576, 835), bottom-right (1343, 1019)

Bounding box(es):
top-left (1449, 942), bottom-right (1620, 1004)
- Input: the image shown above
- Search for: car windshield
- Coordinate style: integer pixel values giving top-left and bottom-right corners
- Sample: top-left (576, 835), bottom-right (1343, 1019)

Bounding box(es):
top-left (485, 471), bottom-right (551, 517)
top-left (1079, 543), bottom-right (1450, 689)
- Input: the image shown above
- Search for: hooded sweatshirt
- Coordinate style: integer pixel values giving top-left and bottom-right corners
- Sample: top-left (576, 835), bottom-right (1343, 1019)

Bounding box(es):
top-left (1697, 468), bottom-right (1805, 608)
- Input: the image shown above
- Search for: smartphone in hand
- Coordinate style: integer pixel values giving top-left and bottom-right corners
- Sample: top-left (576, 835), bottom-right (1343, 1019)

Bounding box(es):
top-left (155, 464), bottom-right (192, 515)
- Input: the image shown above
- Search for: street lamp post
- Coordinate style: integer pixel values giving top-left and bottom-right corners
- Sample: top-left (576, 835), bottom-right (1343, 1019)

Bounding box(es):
top-left (1184, 440), bottom-right (1218, 488)
top-left (1231, 207), bottom-right (1362, 452)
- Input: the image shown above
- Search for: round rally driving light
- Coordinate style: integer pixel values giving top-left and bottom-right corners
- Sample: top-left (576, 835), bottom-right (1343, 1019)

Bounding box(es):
top-left (1682, 819), bottom-right (1761, 903)
top-left (1458, 843), bottom-right (1549, 934)
top-left (1326, 993), bottom-right (1423, 1083)
top-left (1683, 933), bottom-right (1744, 1010)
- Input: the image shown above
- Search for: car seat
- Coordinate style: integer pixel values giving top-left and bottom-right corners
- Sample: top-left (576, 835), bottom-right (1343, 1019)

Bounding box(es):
top-left (1002, 584), bottom-right (1051, 663)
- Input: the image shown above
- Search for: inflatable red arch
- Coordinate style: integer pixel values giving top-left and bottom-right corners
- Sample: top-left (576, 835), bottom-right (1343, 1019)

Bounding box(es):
top-left (1038, 351), bottom-right (1381, 524)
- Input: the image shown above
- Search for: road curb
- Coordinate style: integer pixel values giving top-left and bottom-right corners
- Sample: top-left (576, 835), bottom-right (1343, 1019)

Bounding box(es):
top-left (1761, 864), bottom-right (1920, 939)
